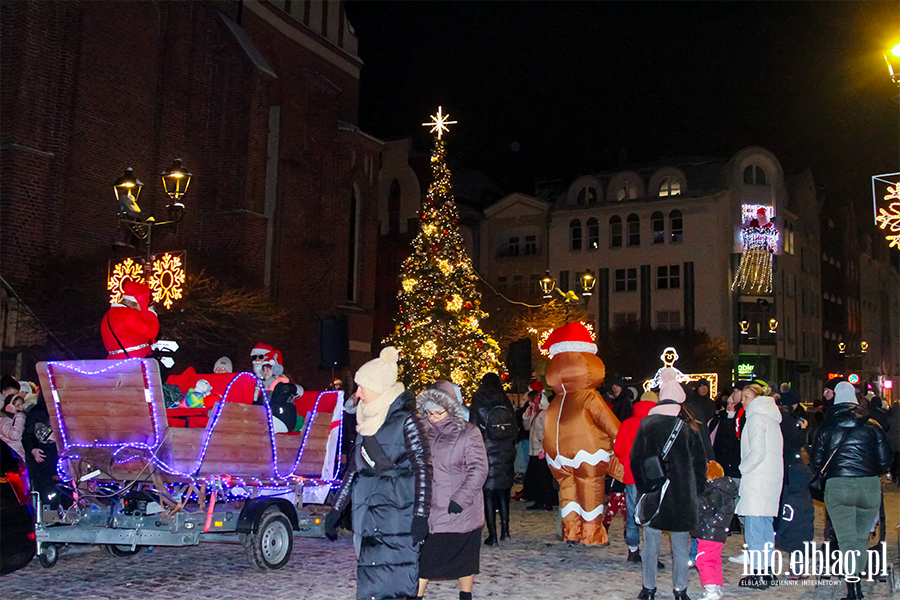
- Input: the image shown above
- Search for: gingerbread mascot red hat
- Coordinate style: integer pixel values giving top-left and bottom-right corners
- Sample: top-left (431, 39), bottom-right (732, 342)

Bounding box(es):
top-left (541, 321), bottom-right (620, 546)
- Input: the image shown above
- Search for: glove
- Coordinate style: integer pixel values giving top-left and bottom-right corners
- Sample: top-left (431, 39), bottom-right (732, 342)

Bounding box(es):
top-left (448, 500), bottom-right (463, 514)
top-left (411, 515), bottom-right (429, 545)
top-left (324, 508), bottom-right (341, 541)
top-left (361, 436), bottom-right (394, 473)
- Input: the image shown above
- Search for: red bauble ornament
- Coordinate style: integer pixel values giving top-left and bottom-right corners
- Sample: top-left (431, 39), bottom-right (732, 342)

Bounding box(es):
top-left (501, 373), bottom-right (509, 380)
top-left (464, 302), bottom-right (472, 309)
top-left (405, 324), bottom-right (411, 329)
top-left (459, 353), bottom-right (465, 358)
top-left (421, 363), bottom-right (426, 368)
top-left (476, 341), bottom-right (483, 347)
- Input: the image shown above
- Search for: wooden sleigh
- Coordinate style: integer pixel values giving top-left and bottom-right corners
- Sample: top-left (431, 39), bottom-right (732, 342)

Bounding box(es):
top-left (36, 359), bottom-right (343, 495)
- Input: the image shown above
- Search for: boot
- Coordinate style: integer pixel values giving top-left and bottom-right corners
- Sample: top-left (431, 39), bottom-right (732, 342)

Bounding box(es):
top-left (627, 548), bottom-right (642, 563)
top-left (498, 488), bottom-right (511, 541)
top-left (697, 585), bottom-right (723, 600)
top-left (673, 589), bottom-right (691, 600)
top-left (483, 490), bottom-right (497, 546)
top-left (839, 580), bottom-right (863, 600)
top-left (636, 587), bottom-right (656, 600)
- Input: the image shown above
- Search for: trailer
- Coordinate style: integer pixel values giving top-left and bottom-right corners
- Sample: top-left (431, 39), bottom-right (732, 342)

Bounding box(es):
top-left (33, 359), bottom-right (343, 571)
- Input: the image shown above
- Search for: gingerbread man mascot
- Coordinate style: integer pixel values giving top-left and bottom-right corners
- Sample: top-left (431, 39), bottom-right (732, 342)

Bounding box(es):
top-left (541, 322), bottom-right (621, 545)
top-left (101, 280), bottom-right (159, 359)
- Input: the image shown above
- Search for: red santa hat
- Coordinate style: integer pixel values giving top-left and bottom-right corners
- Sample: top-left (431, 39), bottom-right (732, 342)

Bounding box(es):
top-left (250, 343), bottom-right (274, 360)
top-left (122, 280), bottom-right (152, 316)
top-left (540, 322), bottom-right (597, 358)
top-left (529, 381), bottom-right (544, 392)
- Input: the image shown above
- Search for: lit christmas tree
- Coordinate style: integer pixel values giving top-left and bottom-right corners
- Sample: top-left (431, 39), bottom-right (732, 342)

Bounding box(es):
top-left (385, 108), bottom-right (503, 398)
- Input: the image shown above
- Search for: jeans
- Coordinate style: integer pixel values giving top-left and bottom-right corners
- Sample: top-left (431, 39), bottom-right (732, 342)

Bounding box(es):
top-left (744, 515), bottom-right (775, 573)
top-left (642, 526), bottom-right (691, 591)
top-left (825, 476), bottom-right (881, 576)
top-left (625, 483), bottom-right (641, 548)
top-left (515, 440), bottom-right (529, 474)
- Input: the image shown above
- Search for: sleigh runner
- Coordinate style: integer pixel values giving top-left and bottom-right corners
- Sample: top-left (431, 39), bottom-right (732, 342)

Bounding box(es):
top-left (32, 358), bottom-right (343, 571)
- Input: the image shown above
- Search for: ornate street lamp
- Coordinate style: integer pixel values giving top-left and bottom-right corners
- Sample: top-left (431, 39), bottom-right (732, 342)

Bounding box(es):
top-left (161, 158), bottom-right (192, 223)
top-left (768, 318), bottom-right (779, 334)
top-left (539, 271), bottom-right (556, 299)
top-left (580, 270), bottom-right (596, 296)
top-left (114, 167), bottom-right (144, 219)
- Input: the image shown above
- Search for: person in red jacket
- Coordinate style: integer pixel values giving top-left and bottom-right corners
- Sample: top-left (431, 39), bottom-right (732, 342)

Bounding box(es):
top-left (613, 390), bottom-right (658, 563)
top-left (101, 281), bottom-right (159, 359)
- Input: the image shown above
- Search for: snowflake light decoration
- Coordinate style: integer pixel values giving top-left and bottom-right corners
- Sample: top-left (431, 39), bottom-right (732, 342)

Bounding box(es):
top-left (148, 252), bottom-right (186, 309)
top-left (108, 258), bottom-right (145, 304)
top-left (422, 106), bottom-right (457, 140)
top-left (876, 185), bottom-right (900, 249)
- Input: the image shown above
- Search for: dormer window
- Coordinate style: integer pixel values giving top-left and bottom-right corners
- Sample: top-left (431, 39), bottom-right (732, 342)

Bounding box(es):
top-left (743, 164), bottom-right (768, 185)
top-left (577, 186), bottom-right (598, 205)
top-left (616, 181), bottom-right (638, 201)
top-left (658, 177), bottom-right (681, 197)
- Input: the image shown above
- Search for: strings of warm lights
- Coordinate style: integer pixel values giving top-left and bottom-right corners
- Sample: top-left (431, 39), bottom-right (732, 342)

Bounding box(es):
top-left (385, 118), bottom-right (503, 398)
top-left (732, 225), bottom-right (778, 294)
top-left (741, 204), bottom-right (775, 223)
top-left (108, 258), bottom-right (145, 304)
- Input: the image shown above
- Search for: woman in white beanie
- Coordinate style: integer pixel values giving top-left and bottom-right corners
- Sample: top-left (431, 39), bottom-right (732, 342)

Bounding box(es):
top-left (325, 347), bottom-right (432, 600)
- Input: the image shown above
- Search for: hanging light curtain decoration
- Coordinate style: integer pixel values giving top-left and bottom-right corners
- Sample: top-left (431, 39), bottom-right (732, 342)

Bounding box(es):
top-left (732, 206), bottom-right (779, 294)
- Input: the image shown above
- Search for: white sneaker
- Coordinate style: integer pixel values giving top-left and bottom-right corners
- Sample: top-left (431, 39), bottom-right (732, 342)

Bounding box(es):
top-left (697, 584), bottom-right (723, 600)
top-left (727, 553), bottom-right (747, 564)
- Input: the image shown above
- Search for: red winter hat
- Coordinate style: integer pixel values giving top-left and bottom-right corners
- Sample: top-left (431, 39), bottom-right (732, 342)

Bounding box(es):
top-left (529, 381), bottom-right (544, 392)
top-left (540, 322), bottom-right (597, 358)
top-left (250, 343), bottom-right (274, 360)
top-left (264, 349), bottom-right (284, 377)
top-left (122, 280), bottom-right (152, 315)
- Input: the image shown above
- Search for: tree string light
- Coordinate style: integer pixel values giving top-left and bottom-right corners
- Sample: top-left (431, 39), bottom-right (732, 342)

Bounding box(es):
top-left (732, 207), bottom-right (778, 294)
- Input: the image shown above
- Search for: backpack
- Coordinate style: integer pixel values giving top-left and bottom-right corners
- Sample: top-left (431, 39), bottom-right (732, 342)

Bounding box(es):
top-left (483, 404), bottom-right (516, 442)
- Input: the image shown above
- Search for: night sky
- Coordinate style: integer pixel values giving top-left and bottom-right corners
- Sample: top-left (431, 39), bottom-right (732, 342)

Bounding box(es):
top-left (345, 1), bottom-right (900, 220)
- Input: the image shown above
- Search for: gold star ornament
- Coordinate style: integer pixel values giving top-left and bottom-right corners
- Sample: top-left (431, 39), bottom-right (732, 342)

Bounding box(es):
top-left (423, 106), bottom-right (457, 139)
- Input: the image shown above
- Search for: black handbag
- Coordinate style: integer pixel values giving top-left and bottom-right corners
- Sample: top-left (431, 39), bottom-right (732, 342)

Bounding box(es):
top-left (808, 433), bottom-right (845, 502)
top-left (635, 418), bottom-right (683, 525)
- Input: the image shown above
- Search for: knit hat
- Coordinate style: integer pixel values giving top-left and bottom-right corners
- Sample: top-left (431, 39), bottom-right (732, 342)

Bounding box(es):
top-left (214, 356), bottom-right (233, 373)
top-left (529, 380), bottom-right (544, 392)
top-left (264, 350), bottom-right (285, 377)
top-left (354, 347), bottom-right (400, 395)
top-left (697, 378), bottom-right (710, 389)
top-left (640, 390), bottom-right (659, 404)
top-left (834, 381), bottom-right (858, 405)
top-left (540, 322), bottom-right (597, 357)
top-left (777, 390), bottom-right (799, 406)
top-left (658, 368), bottom-right (685, 403)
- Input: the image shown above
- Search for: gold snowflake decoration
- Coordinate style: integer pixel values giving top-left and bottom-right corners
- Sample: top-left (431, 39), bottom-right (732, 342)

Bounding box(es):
top-left (148, 253), bottom-right (185, 309)
top-left (108, 258), bottom-right (145, 304)
top-left (875, 186), bottom-right (900, 248)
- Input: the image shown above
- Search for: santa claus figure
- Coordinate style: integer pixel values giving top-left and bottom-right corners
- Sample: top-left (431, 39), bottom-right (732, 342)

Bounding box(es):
top-left (250, 343), bottom-right (274, 378)
top-left (541, 322), bottom-right (621, 545)
top-left (101, 280), bottom-right (159, 359)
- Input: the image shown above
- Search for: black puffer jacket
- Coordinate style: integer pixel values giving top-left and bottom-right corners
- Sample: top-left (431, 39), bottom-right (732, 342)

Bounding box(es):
top-left (693, 476), bottom-right (738, 543)
top-left (331, 390), bottom-right (432, 600)
top-left (469, 373), bottom-right (518, 490)
top-left (809, 403), bottom-right (892, 479)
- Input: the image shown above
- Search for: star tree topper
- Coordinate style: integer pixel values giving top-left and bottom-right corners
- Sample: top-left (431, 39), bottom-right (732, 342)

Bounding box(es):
top-left (422, 106), bottom-right (457, 139)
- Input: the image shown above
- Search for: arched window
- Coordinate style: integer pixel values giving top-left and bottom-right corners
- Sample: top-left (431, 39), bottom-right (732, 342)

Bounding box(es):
top-left (616, 181), bottom-right (637, 201)
top-left (609, 216), bottom-right (622, 248)
top-left (743, 165), bottom-right (767, 185)
top-left (388, 179), bottom-right (401, 233)
top-left (669, 209), bottom-right (683, 243)
top-left (651, 211), bottom-right (664, 244)
top-left (587, 218), bottom-right (599, 249)
top-left (626, 213), bottom-right (640, 246)
top-left (570, 219), bottom-right (582, 251)
top-left (577, 186), bottom-right (598, 205)
top-left (658, 177), bottom-right (681, 197)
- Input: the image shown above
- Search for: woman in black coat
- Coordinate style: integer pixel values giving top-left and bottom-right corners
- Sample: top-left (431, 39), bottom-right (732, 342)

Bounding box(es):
top-left (630, 372), bottom-right (707, 600)
top-left (469, 372), bottom-right (517, 546)
top-left (326, 348), bottom-right (432, 600)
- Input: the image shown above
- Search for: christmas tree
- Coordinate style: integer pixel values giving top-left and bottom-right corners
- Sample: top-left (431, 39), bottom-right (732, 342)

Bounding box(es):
top-left (385, 108), bottom-right (503, 398)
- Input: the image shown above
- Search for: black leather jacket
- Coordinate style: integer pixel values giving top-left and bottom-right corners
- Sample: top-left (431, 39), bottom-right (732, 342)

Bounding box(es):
top-left (809, 404), bottom-right (892, 479)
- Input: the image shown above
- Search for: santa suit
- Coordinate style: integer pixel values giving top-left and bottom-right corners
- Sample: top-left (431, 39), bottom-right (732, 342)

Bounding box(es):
top-left (542, 324), bottom-right (620, 546)
top-left (101, 283), bottom-right (159, 359)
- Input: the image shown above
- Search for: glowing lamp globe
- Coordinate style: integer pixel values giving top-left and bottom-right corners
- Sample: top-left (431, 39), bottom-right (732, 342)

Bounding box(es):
top-left (161, 158), bottom-right (191, 222)
top-left (114, 167), bottom-right (144, 218)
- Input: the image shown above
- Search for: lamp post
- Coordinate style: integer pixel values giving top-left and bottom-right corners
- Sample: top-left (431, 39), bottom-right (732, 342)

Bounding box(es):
top-left (539, 269), bottom-right (596, 323)
top-left (739, 298), bottom-right (778, 379)
top-left (114, 159), bottom-right (192, 276)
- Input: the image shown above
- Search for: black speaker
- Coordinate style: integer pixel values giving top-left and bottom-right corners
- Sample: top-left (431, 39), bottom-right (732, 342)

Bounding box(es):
top-left (506, 338), bottom-right (532, 378)
top-left (320, 315), bottom-right (349, 368)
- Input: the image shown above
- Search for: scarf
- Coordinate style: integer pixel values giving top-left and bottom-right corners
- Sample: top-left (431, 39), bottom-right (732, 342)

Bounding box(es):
top-left (357, 381), bottom-right (405, 436)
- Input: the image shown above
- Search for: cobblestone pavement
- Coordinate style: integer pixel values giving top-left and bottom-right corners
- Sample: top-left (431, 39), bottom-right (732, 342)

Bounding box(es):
top-left (5, 483), bottom-right (898, 600)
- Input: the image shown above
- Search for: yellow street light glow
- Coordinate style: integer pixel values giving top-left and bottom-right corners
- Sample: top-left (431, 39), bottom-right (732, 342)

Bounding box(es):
top-left (891, 43), bottom-right (900, 58)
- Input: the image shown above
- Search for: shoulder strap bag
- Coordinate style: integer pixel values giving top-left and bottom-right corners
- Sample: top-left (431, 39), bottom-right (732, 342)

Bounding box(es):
top-left (808, 431), bottom-right (846, 502)
top-left (635, 418), bottom-right (684, 526)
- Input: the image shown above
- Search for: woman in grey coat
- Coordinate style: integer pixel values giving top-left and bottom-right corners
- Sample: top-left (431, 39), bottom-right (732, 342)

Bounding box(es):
top-left (416, 384), bottom-right (489, 600)
top-left (326, 348), bottom-right (432, 600)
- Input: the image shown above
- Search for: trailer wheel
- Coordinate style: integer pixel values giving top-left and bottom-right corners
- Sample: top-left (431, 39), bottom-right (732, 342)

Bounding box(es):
top-left (38, 544), bottom-right (58, 568)
top-left (102, 544), bottom-right (142, 558)
top-left (240, 507), bottom-right (293, 571)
